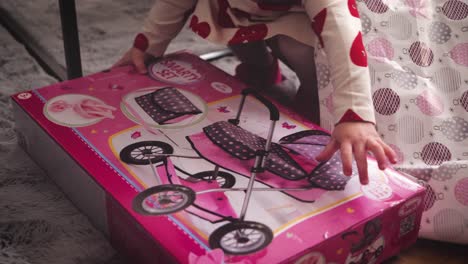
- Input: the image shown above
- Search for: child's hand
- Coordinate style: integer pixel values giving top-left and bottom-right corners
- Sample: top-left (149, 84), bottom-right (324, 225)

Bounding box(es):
top-left (112, 47), bottom-right (150, 74)
top-left (316, 122), bottom-right (397, 185)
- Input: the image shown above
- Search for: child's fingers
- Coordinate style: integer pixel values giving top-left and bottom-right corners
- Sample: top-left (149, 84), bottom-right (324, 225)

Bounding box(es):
top-left (353, 143), bottom-right (369, 185)
top-left (380, 139), bottom-right (398, 164)
top-left (112, 56), bottom-right (131, 68)
top-left (316, 139), bottom-right (338, 162)
top-left (112, 50), bottom-right (132, 68)
top-left (131, 48), bottom-right (148, 74)
top-left (340, 142), bottom-right (353, 176)
top-left (367, 140), bottom-right (387, 170)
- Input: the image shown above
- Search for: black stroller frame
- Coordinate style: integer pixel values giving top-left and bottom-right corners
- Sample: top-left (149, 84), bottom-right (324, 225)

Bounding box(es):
top-left (127, 88), bottom-right (322, 255)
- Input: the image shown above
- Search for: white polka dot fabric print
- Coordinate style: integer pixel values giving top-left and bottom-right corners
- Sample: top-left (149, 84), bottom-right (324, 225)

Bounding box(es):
top-left (135, 87), bottom-right (202, 124)
top-left (203, 121), bottom-right (308, 180)
top-left (308, 151), bottom-right (354, 191)
top-left (316, 1), bottom-right (468, 243)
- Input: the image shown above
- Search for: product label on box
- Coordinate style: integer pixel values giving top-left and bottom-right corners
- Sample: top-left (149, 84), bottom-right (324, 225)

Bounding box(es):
top-left (149, 58), bottom-right (204, 84)
top-left (399, 197), bottom-right (423, 217)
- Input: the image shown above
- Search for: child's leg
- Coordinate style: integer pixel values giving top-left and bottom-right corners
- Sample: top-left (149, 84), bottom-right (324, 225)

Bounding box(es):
top-left (229, 40), bottom-right (274, 67)
top-left (228, 41), bottom-right (282, 89)
top-left (267, 35), bottom-right (320, 124)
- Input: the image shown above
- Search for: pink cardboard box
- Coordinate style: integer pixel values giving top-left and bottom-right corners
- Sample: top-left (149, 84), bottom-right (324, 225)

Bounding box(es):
top-left (12, 52), bottom-right (426, 264)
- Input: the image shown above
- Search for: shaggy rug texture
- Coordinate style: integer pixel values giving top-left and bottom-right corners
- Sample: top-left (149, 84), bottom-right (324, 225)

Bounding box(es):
top-left (0, 24), bottom-right (125, 264)
top-left (0, 1), bottom-right (298, 263)
top-left (0, 0), bottom-right (297, 80)
top-left (0, 0), bottom-right (225, 75)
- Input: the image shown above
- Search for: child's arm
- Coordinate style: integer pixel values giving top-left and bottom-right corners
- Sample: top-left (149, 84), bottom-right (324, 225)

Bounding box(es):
top-left (303, 0), bottom-right (397, 184)
top-left (114, 0), bottom-right (197, 73)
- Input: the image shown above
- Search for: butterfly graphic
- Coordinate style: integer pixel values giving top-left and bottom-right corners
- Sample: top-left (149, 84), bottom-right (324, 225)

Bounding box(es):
top-left (109, 83), bottom-right (124, 90)
top-left (282, 122), bottom-right (296, 130)
top-left (131, 131), bottom-right (142, 139)
top-left (217, 106), bottom-right (230, 113)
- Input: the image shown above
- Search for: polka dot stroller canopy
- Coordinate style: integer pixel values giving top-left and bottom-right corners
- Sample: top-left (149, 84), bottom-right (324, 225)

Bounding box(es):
top-left (202, 121), bottom-right (351, 190)
top-left (135, 87), bottom-right (202, 124)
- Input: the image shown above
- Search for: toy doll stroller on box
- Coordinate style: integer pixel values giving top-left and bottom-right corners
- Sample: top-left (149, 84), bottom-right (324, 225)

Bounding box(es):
top-left (342, 219), bottom-right (385, 264)
top-left (122, 89), bottom-right (353, 255)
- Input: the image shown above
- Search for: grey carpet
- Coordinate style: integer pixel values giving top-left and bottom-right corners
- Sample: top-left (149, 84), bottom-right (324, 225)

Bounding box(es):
top-left (0, 0), bottom-right (297, 82)
top-left (0, 0), bottom-right (225, 76)
top-left (0, 24), bottom-right (123, 264)
top-left (0, 1), bottom-right (301, 263)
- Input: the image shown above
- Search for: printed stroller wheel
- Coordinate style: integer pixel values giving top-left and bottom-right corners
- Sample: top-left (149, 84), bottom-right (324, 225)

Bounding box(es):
top-left (363, 220), bottom-right (381, 242)
top-left (191, 171), bottom-right (236, 188)
top-left (133, 184), bottom-right (195, 215)
top-left (209, 221), bottom-right (273, 255)
top-left (375, 246), bottom-right (384, 257)
top-left (362, 249), bottom-right (371, 259)
top-left (120, 141), bottom-right (174, 165)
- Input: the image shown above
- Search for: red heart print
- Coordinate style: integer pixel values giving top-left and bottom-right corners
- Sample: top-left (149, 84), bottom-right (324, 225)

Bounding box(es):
top-left (350, 32), bottom-right (368, 67)
top-left (190, 15), bottom-right (211, 39)
top-left (338, 109), bottom-right (365, 123)
top-left (228, 24), bottom-right (268, 44)
top-left (349, 0), bottom-right (360, 17)
top-left (312, 8), bottom-right (327, 47)
top-left (217, 0), bottom-right (235, 27)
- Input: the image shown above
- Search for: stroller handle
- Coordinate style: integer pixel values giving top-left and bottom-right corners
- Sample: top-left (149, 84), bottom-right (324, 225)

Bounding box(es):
top-left (241, 88), bottom-right (280, 121)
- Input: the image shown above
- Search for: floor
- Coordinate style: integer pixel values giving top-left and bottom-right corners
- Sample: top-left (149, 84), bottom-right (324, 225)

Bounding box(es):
top-left (387, 239), bottom-right (466, 264)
